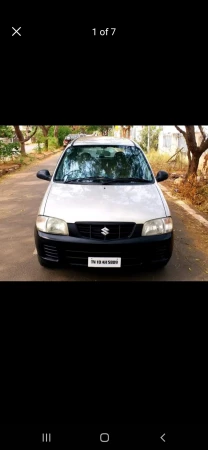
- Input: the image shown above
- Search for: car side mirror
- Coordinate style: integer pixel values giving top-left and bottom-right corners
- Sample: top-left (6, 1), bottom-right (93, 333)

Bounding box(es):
top-left (36, 169), bottom-right (51, 181)
top-left (156, 170), bottom-right (168, 182)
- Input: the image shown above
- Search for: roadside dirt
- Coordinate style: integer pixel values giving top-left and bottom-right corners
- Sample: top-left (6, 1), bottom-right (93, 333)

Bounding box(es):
top-left (0, 149), bottom-right (62, 182)
top-left (0, 162), bottom-right (21, 172)
top-left (161, 172), bottom-right (208, 215)
top-left (149, 158), bottom-right (208, 258)
top-left (169, 196), bottom-right (208, 260)
top-left (151, 159), bottom-right (208, 212)
top-left (160, 177), bottom-right (208, 258)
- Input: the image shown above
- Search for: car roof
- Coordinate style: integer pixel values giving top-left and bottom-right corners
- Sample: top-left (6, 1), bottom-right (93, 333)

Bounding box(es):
top-left (72, 136), bottom-right (135, 146)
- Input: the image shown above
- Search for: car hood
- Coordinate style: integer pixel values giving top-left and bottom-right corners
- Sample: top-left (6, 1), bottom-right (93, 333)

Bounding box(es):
top-left (42, 182), bottom-right (169, 223)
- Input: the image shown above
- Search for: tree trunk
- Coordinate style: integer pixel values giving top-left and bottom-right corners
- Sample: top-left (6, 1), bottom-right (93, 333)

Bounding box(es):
top-left (40, 126), bottom-right (52, 151)
top-left (43, 130), bottom-right (48, 151)
top-left (13, 125), bottom-right (26, 155)
top-left (41, 127), bottom-right (48, 150)
top-left (20, 141), bottom-right (26, 155)
top-left (126, 126), bottom-right (130, 138)
top-left (54, 126), bottom-right (59, 138)
top-left (121, 127), bottom-right (125, 138)
top-left (175, 126), bottom-right (208, 179)
top-left (13, 125), bottom-right (37, 154)
top-left (186, 152), bottom-right (200, 178)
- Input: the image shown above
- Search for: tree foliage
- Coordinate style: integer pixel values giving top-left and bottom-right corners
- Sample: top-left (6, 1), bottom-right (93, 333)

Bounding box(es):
top-left (54, 125), bottom-right (59, 138)
top-left (39, 126), bottom-right (52, 150)
top-left (0, 141), bottom-right (20, 162)
top-left (0, 125), bottom-right (14, 138)
top-left (175, 126), bottom-right (208, 178)
top-left (57, 126), bottom-right (73, 146)
top-left (30, 127), bottom-right (59, 151)
top-left (99, 125), bottom-right (112, 135)
top-left (138, 126), bottom-right (161, 152)
top-left (0, 126), bottom-right (20, 162)
top-left (68, 125), bottom-right (113, 135)
top-left (84, 125), bottom-right (99, 134)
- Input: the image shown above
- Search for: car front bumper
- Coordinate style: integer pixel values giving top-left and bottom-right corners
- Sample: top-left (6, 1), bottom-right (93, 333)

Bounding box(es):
top-left (35, 229), bottom-right (174, 267)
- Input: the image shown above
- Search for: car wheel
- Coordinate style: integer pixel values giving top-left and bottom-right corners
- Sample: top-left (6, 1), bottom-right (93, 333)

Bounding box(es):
top-left (38, 255), bottom-right (59, 268)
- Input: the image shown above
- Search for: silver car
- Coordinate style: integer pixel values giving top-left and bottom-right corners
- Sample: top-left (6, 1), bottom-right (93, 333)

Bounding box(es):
top-left (35, 136), bottom-right (173, 268)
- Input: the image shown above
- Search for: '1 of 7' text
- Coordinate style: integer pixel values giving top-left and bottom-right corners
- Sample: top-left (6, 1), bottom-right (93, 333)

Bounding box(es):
top-left (92, 28), bottom-right (116, 36)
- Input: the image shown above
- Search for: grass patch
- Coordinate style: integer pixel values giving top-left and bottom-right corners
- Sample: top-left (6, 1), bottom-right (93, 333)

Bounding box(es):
top-left (5, 146), bottom-right (62, 167)
top-left (147, 150), bottom-right (188, 175)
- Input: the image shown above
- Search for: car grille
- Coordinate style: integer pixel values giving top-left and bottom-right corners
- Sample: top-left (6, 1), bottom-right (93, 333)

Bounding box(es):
top-left (65, 240), bottom-right (171, 267)
top-left (43, 244), bottom-right (59, 261)
top-left (76, 223), bottom-right (135, 240)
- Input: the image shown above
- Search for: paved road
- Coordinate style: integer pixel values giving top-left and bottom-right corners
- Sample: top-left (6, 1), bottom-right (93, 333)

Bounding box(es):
top-left (1, 152), bottom-right (208, 281)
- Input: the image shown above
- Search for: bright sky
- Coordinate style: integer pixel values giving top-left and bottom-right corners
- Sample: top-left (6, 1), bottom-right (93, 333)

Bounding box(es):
top-left (163, 126), bottom-right (208, 133)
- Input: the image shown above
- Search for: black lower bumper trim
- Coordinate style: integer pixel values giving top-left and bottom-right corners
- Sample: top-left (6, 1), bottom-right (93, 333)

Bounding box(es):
top-left (35, 229), bottom-right (173, 267)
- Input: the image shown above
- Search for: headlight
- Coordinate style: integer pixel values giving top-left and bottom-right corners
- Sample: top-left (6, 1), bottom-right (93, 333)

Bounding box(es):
top-left (142, 217), bottom-right (173, 236)
top-left (36, 216), bottom-right (69, 235)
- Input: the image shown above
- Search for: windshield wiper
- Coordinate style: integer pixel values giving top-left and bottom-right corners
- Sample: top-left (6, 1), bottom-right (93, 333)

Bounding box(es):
top-left (108, 177), bottom-right (152, 183)
top-left (63, 176), bottom-right (113, 184)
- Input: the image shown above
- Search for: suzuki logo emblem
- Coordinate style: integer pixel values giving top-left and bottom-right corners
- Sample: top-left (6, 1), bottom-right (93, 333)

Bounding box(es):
top-left (101, 227), bottom-right (110, 236)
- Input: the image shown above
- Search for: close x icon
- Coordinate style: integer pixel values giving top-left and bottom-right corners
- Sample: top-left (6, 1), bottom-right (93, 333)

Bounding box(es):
top-left (12, 27), bottom-right (21, 36)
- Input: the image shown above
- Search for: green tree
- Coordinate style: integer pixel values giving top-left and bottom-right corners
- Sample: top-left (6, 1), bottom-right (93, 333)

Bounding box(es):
top-left (39, 126), bottom-right (52, 151)
top-left (175, 125), bottom-right (208, 178)
top-left (85, 125), bottom-right (100, 134)
top-left (0, 126), bottom-right (20, 162)
top-left (68, 125), bottom-right (102, 134)
top-left (139, 126), bottom-right (161, 152)
top-left (57, 126), bottom-right (73, 146)
top-left (34, 128), bottom-right (45, 151)
top-left (69, 125), bottom-right (88, 134)
top-left (54, 126), bottom-right (59, 137)
top-left (0, 141), bottom-right (20, 162)
top-left (99, 125), bottom-right (112, 136)
top-left (0, 125), bottom-right (14, 138)
top-left (13, 126), bottom-right (38, 155)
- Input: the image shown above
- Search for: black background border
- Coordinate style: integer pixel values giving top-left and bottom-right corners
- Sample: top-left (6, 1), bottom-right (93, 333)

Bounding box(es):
top-left (1, 12), bottom-right (208, 432)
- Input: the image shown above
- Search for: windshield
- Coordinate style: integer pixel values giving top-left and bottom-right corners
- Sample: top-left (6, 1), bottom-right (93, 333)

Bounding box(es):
top-left (54, 145), bottom-right (154, 183)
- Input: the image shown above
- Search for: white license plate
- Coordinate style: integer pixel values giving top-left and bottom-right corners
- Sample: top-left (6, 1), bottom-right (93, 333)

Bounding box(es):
top-left (88, 257), bottom-right (121, 268)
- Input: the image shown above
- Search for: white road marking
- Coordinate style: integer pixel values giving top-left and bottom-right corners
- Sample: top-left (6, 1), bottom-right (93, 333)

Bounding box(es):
top-left (33, 248), bottom-right (37, 255)
top-left (161, 184), bottom-right (208, 229)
